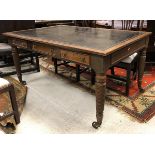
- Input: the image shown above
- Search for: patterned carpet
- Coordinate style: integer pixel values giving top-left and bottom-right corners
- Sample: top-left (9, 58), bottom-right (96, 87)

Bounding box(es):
top-left (0, 77), bottom-right (27, 133)
top-left (107, 67), bottom-right (155, 99)
top-left (40, 57), bottom-right (155, 122)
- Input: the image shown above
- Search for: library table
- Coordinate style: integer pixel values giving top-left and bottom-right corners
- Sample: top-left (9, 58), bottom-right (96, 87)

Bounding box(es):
top-left (3, 25), bottom-right (151, 129)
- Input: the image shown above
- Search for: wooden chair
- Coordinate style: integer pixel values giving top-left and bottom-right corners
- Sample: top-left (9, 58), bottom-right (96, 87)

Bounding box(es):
top-left (0, 78), bottom-right (20, 124)
top-left (0, 43), bottom-right (40, 77)
top-left (107, 20), bottom-right (142, 96)
top-left (0, 20), bottom-right (40, 77)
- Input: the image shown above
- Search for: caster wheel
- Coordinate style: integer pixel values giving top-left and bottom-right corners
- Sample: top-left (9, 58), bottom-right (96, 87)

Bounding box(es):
top-left (92, 122), bottom-right (101, 129)
top-left (22, 81), bottom-right (27, 85)
top-left (140, 88), bottom-right (145, 93)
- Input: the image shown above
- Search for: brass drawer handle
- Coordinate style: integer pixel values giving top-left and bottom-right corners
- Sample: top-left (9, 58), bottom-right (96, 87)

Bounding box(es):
top-left (60, 50), bottom-right (90, 65)
top-left (33, 45), bottom-right (36, 48)
top-left (62, 53), bottom-right (67, 58)
top-left (81, 57), bottom-right (86, 63)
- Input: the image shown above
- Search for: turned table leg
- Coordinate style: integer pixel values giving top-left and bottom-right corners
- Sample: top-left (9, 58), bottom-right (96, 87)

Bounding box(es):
top-left (92, 73), bottom-right (106, 129)
top-left (12, 46), bottom-right (26, 85)
top-left (138, 48), bottom-right (146, 93)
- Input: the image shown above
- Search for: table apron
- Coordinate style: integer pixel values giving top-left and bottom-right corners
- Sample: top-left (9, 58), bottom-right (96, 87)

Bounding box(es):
top-left (110, 38), bottom-right (148, 65)
top-left (8, 37), bottom-right (149, 72)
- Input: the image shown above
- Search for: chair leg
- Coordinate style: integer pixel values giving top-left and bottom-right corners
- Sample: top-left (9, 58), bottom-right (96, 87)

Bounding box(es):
top-left (0, 71), bottom-right (2, 77)
top-left (133, 62), bottom-right (137, 80)
top-left (35, 54), bottom-right (40, 72)
top-left (30, 54), bottom-right (34, 65)
top-left (126, 66), bottom-right (131, 96)
top-left (133, 70), bottom-right (137, 80)
top-left (91, 69), bottom-right (96, 85)
top-left (8, 84), bottom-right (20, 124)
top-left (76, 64), bottom-right (80, 82)
top-left (111, 67), bottom-right (115, 75)
top-left (53, 58), bottom-right (58, 74)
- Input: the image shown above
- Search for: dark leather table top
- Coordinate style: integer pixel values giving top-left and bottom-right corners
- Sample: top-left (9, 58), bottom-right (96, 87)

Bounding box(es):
top-left (4, 25), bottom-right (150, 56)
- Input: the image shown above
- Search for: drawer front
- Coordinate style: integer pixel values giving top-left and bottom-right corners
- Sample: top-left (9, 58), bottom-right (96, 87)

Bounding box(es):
top-left (32, 44), bottom-right (53, 55)
top-left (111, 39), bottom-right (146, 65)
top-left (12, 39), bottom-right (27, 48)
top-left (61, 49), bottom-right (90, 65)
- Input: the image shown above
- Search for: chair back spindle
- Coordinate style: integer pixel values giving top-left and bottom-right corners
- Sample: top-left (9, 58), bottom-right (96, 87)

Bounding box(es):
top-left (121, 20), bottom-right (134, 30)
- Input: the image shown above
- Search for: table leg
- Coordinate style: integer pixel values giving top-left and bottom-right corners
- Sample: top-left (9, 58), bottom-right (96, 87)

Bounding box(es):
top-left (92, 73), bottom-right (106, 129)
top-left (138, 48), bottom-right (146, 92)
top-left (12, 46), bottom-right (26, 85)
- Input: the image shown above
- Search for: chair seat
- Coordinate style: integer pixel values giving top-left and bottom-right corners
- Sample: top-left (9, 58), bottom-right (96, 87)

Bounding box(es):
top-left (0, 43), bottom-right (12, 55)
top-left (0, 78), bottom-right (10, 89)
top-left (121, 53), bottom-right (138, 64)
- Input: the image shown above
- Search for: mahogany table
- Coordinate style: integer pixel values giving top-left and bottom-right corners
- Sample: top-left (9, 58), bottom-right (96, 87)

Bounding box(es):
top-left (3, 25), bottom-right (151, 129)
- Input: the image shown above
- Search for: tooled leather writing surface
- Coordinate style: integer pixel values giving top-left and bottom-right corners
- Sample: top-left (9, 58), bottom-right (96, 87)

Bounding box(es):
top-left (13, 25), bottom-right (143, 52)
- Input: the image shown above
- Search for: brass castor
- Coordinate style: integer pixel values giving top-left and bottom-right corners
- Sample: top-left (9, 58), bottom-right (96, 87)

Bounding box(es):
top-left (22, 81), bottom-right (27, 85)
top-left (92, 122), bottom-right (101, 129)
top-left (140, 88), bottom-right (145, 93)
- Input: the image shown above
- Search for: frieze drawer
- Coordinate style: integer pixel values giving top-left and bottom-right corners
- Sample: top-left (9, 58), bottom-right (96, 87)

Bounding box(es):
top-left (111, 39), bottom-right (146, 64)
top-left (61, 50), bottom-right (90, 65)
top-left (32, 44), bottom-right (53, 55)
top-left (12, 39), bottom-right (27, 48)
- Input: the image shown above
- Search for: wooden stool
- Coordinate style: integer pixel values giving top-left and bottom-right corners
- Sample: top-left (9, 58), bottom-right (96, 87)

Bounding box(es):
top-left (0, 78), bottom-right (20, 124)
